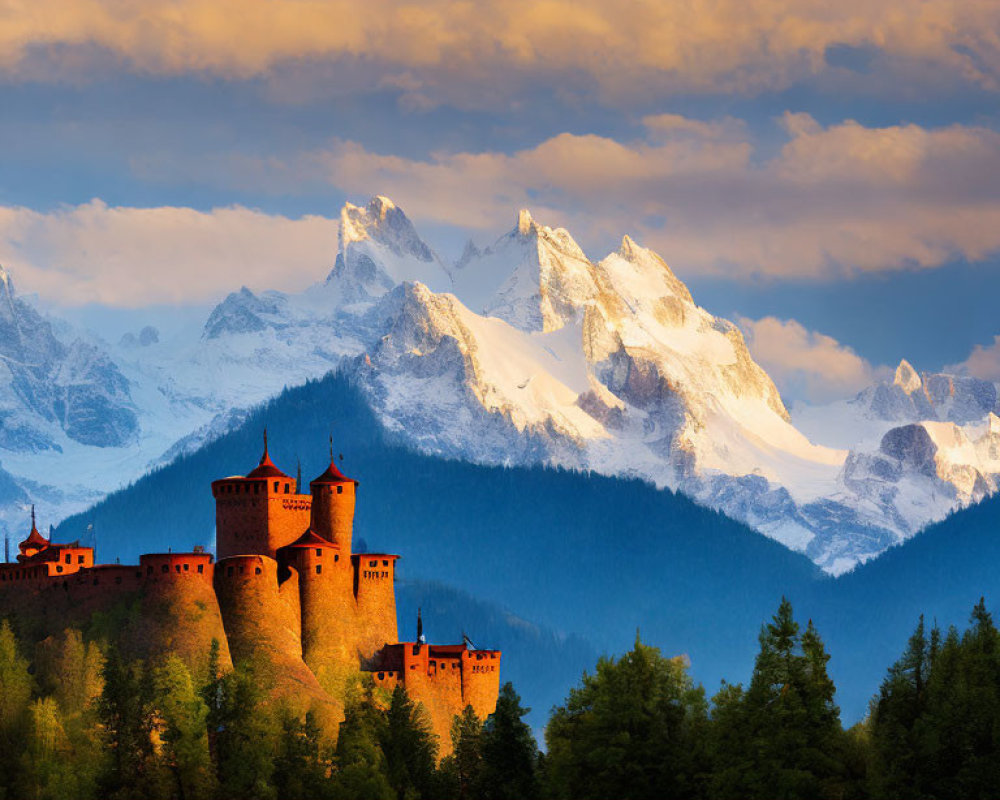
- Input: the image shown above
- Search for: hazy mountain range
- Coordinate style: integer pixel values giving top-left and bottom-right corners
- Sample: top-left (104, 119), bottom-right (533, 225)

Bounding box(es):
top-left (1, 196), bottom-right (998, 574)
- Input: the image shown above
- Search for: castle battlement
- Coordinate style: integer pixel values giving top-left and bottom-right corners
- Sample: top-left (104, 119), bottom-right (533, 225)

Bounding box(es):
top-left (0, 437), bottom-right (502, 754)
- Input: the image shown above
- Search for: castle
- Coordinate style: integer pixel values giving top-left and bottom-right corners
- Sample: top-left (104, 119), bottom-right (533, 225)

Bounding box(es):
top-left (0, 437), bottom-right (501, 751)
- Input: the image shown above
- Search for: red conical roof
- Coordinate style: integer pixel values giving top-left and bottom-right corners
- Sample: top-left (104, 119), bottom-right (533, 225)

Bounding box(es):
top-left (311, 435), bottom-right (357, 485)
top-left (19, 507), bottom-right (48, 553)
top-left (245, 431), bottom-right (290, 480)
top-left (280, 528), bottom-right (340, 549)
top-left (311, 459), bottom-right (355, 485)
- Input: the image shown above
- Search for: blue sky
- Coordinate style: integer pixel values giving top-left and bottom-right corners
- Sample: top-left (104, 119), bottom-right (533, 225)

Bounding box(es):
top-left (2, 0), bottom-right (1000, 403)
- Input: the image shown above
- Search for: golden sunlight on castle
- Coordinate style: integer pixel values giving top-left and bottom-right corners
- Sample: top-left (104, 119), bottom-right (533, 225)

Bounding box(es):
top-left (0, 436), bottom-right (501, 752)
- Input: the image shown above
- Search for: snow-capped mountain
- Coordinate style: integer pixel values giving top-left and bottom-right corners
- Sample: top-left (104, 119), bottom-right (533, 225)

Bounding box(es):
top-left (0, 267), bottom-right (138, 453)
top-left (4, 195), bottom-right (998, 575)
top-left (194, 200), bottom-right (861, 568)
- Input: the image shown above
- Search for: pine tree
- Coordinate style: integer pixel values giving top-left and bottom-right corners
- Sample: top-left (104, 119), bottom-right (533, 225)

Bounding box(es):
top-left (97, 647), bottom-right (169, 799)
top-left (545, 637), bottom-right (703, 800)
top-left (209, 662), bottom-right (277, 800)
top-left (331, 687), bottom-right (393, 800)
top-left (0, 618), bottom-right (33, 794)
top-left (869, 615), bottom-right (932, 797)
top-left (381, 685), bottom-right (437, 800)
top-left (153, 654), bottom-right (216, 800)
top-left (273, 708), bottom-right (330, 800)
top-left (481, 683), bottom-right (539, 800)
top-left (17, 697), bottom-right (97, 800)
top-left (450, 705), bottom-right (483, 800)
top-left (710, 598), bottom-right (845, 800)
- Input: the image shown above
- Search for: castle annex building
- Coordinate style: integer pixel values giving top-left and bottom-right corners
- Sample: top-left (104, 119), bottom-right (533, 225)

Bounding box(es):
top-left (0, 440), bottom-right (501, 750)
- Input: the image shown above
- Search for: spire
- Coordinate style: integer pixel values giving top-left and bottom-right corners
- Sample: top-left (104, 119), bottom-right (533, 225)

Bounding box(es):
top-left (310, 434), bottom-right (357, 486)
top-left (417, 608), bottom-right (424, 644)
top-left (19, 505), bottom-right (49, 556)
top-left (246, 429), bottom-right (291, 480)
top-left (296, 459), bottom-right (302, 494)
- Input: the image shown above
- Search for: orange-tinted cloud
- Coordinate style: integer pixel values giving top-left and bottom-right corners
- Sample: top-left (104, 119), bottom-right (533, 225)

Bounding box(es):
top-left (0, 200), bottom-right (336, 306)
top-left (953, 336), bottom-right (1000, 382)
top-left (292, 114), bottom-right (1000, 278)
top-left (2, 0), bottom-right (1000, 101)
top-left (739, 317), bottom-right (887, 403)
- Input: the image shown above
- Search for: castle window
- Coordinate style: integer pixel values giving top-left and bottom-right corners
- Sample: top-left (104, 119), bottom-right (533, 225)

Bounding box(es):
top-left (56, 565), bottom-right (63, 573)
top-left (284, 483), bottom-right (290, 494)
top-left (254, 483), bottom-right (259, 494)
top-left (162, 564), bottom-right (169, 573)
top-left (378, 672), bottom-right (385, 680)
top-left (197, 564), bottom-right (204, 574)
top-left (337, 485), bottom-right (343, 494)
top-left (274, 481), bottom-right (279, 492)
top-left (239, 566), bottom-right (244, 574)
top-left (64, 554), bottom-right (70, 564)
top-left (175, 564), bottom-right (181, 573)
top-left (147, 566), bottom-right (153, 575)
top-left (369, 560), bottom-right (377, 567)
top-left (316, 564), bottom-right (322, 575)
top-left (255, 567), bottom-right (262, 575)
top-left (227, 567), bottom-right (234, 577)
top-left (334, 554), bottom-right (339, 562)
top-left (183, 563), bottom-right (189, 571)
top-left (77, 556), bottom-right (84, 564)
top-left (383, 560), bottom-right (388, 566)
top-left (315, 548), bottom-right (322, 557)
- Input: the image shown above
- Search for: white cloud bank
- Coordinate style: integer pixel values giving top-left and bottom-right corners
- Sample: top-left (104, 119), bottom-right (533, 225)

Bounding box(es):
top-left (739, 317), bottom-right (888, 404)
top-left (0, 200), bottom-right (336, 307)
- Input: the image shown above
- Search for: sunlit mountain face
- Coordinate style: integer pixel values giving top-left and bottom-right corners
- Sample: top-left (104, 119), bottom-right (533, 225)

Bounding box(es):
top-left (2, 2), bottom-right (999, 577)
top-left (0, 196), bottom-right (995, 576)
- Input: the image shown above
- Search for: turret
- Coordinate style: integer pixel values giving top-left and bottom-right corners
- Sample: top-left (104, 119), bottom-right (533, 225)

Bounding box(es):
top-left (309, 440), bottom-right (357, 554)
top-left (211, 432), bottom-right (312, 560)
top-left (18, 506), bottom-right (49, 562)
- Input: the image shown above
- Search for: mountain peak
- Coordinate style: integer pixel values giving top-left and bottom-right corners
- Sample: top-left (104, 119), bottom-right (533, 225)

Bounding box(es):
top-left (894, 359), bottom-right (922, 394)
top-left (516, 209), bottom-right (536, 236)
top-left (337, 196), bottom-right (435, 264)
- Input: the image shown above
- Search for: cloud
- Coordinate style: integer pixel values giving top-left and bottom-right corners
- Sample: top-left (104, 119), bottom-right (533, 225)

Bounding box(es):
top-left (739, 317), bottom-right (887, 403)
top-left (10, 113), bottom-right (1000, 307)
top-left (3, 0), bottom-right (1000, 103)
top-left (244, 113), bottom-right (1000, 279)
top-left (0, 200), bottom-right (336, 307)
top-left (951, 336), bottom-right (1000, 382)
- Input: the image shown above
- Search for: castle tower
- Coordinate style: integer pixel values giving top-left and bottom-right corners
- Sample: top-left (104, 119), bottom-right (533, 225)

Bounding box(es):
top-left (18, 506), bottom-right (49, 562)
top-left (277, 528), bottom-right (356, 696)
top-left (211, 433), bottom-right (312, 560)
top-left (309, 443), bottom-right (357, 553)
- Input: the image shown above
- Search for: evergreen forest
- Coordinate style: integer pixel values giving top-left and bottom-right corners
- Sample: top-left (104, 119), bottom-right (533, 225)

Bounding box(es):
top-left (4, 597), bottom-right (1000, 799)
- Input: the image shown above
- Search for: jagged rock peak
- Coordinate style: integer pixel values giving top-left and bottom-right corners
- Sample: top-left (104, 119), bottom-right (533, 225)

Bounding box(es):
top-left (516, 209), bottom-right (535, 236)
top-left (339, 196), bottom-right (434, 262)
top-left (894, 359), bottom-right (922, 394)
top-left (610, 234), bottom-right (694, 305)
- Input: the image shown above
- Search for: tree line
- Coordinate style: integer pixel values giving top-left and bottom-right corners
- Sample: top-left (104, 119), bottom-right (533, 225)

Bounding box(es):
top-left (2, 597), bottom-right (1000, 799)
